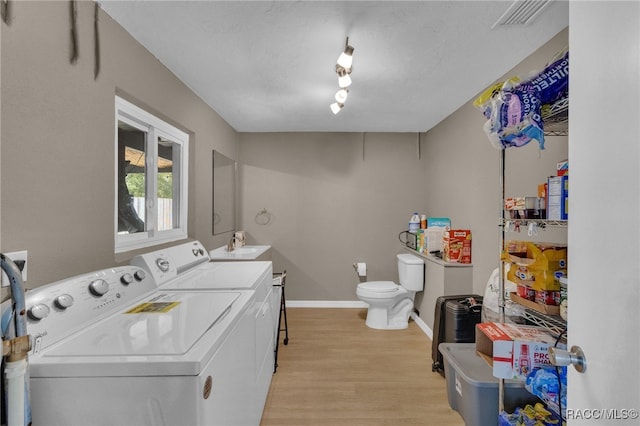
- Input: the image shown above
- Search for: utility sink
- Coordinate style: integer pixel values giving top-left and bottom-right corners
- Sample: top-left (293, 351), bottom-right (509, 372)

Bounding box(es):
top-left (209, 245), bottom-right (271, 261)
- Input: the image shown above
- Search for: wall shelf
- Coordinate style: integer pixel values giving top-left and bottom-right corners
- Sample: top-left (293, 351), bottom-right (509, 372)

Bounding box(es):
top-left (523, 309), bottom-right (567, 341)
top-left (499, 218), bottom-right (568, 228)
top-left (542, 97), bottom-right (568, 136)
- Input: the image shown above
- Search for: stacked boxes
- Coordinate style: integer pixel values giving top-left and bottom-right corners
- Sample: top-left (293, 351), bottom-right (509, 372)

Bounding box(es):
top-left (504, 241), bottom-right (567, 291)
top-left (547, 175), bottom-right (568, 220)
top-left (504, 197), bottom-right (545, 219)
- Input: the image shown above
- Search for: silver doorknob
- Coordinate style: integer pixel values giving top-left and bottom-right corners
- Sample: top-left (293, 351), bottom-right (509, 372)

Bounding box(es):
top-left (548, 345), bottom-right (587, 373)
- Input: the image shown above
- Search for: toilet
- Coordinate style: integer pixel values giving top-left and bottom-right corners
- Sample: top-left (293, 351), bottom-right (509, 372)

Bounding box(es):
top-left (356, 253), bottom-right (425, 330)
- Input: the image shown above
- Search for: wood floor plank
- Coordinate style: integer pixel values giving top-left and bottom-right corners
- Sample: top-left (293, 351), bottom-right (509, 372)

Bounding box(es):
top-left (260, 308), bottom-right (465, 426)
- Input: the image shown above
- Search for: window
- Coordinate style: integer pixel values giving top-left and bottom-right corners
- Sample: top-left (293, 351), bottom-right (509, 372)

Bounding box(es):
top-left (115, 96), bottom-right (189, 253)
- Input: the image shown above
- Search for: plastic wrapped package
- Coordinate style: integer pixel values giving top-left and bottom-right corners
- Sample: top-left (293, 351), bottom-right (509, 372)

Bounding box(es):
top-left (483, 83), bottom-right (545, 150)
top-left (525, 366), bottom-right (567, 419)
top-left (481, 266), bottom-right (526, 324)
top-left (475, 49), bottom-right (569, 151)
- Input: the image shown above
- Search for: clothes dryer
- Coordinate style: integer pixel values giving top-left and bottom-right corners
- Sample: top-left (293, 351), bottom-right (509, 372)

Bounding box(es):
top-left (130, 240), bottom-right (276, 419)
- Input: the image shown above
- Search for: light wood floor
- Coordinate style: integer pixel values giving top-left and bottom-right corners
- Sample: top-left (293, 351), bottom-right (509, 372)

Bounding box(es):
top-left (260, 308), bottom-right (465, 426)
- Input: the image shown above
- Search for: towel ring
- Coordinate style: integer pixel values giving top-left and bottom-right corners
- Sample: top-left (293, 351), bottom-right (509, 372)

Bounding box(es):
top-left (255, 208), bottom-right (272, 225)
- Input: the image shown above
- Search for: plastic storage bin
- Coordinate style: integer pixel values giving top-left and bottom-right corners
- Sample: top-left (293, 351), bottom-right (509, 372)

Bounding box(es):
top-left (440, 343), bottom-right (538, 426)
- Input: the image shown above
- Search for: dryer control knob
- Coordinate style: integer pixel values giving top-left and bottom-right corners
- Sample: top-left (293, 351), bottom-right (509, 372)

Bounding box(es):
top-left (134, 270), bottom-right (146, 281)
top-left (89, 279), bottom-right (109, 296)
top-left (54, 294), bottom-right (74, 309)
top-left (29, 303), bottom-right (51, 320)
top-left (156, 258), bottom-right (170, 272)
top-left (120, 273), bottom-right (134, 285)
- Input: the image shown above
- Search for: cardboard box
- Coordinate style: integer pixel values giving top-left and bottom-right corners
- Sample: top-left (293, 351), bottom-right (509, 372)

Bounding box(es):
top-left (557, 159), bottom-right (568, 176)
top-left (425, 227), bottom-right (445, 253)
top-left (475, 322), bottom-right (565, 380)
top-left (443, 229), bottom-right (472, 263)
top-left (503, 242), bottom-right (567, 291)
top-left (547, 176), bottom-right (568, 220)
top-left (427, 217), bottom-right (451, 229)
top-left (537, 183), bottom-right (547, 198)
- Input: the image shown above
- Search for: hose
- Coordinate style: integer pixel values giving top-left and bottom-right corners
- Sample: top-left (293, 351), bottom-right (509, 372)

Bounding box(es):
top-left (1, 253), bottom-right (32, 426)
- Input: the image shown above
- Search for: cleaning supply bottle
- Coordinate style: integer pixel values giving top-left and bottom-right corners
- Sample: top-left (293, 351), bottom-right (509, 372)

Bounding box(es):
top-left (519, 344), bottom-right (531, 376)
top-left (409, 213), bottom-right (420, 234)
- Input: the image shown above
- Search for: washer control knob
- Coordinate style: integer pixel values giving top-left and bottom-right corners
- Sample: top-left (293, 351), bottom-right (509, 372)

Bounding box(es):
top-left (54, 294), bottom-right (74, 310)
top-left (89, 279), bottom-right (109, 296)
top-left (29, 303), bottom-right (51, 320)
top-left (134, 270), bottom-right (146, 281)
top-left (120, 273), bottom-right (134, 285)
top-left (156, 258), bottom-right (170, 272)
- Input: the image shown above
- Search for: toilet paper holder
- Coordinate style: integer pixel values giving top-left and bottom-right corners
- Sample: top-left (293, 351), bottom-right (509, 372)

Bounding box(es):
top-left (352, 262), bottom-right (367, 282)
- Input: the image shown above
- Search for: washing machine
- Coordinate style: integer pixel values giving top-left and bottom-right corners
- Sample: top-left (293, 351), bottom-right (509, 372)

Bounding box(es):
top-left (130, 240), bottom-right (276, 420)
top-left (23, 263), bottom-right (256, 426)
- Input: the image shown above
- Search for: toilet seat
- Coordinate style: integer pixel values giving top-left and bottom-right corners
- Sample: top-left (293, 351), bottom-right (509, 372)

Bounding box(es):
top-left (359, 281), bottom-right (398, 292)
top-left (357, 281), bottom-right (406, 299)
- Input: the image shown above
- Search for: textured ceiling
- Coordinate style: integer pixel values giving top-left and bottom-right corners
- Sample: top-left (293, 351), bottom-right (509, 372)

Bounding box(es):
top-left (99, 1), bottom-right (569, 133)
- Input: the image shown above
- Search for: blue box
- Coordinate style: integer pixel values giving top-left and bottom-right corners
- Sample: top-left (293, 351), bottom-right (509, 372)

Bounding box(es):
top-left (547, 176), bottom-right (568, 220)
top-left (427, 217), bottom-right (451, 228)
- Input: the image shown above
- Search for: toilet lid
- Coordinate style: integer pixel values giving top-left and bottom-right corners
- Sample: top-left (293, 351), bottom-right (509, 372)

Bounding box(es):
top-left (358, 281), bottom-right (399, 293)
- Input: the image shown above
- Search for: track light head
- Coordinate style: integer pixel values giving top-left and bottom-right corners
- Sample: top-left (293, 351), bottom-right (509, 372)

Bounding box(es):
top-left (337, 43), bottom-right (354, 70)
top-left (335, 89), bottom-right (349, 104)
top-left (336, 67), bottom-right (352, 88)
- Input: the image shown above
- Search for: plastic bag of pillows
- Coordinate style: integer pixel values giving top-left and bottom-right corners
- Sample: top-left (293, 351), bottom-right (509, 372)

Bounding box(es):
top-left (476, 50), bottom-right (569, 150)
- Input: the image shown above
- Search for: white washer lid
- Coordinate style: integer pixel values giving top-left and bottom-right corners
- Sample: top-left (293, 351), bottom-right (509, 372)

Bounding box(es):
top-left (45, 291), bottom-right (239, 357)
top-left (358, 281), bottom-right (399, 293)
top-left (29, 291), bottom-right (254, 378)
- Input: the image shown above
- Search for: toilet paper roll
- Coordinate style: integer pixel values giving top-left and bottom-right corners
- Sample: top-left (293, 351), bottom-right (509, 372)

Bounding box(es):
top-left (357, 262), bottom-right (367, 277)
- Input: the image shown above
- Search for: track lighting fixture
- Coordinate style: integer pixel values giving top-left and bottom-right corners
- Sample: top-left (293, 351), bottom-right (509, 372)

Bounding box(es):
top-left (335, 88), bottom-right (349, 104)
top-left (329, 37), bottom-right (354, 115)
top-left (330, 102), bottom-right (344, 115)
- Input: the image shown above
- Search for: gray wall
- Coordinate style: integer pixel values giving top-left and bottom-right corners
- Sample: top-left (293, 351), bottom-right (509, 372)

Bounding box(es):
top-left (1, 1), bottom-right (237, 289)
top-left (424, 28), bottom-right (568, 297)
top-left (238, 132), bottom-right (428, 300)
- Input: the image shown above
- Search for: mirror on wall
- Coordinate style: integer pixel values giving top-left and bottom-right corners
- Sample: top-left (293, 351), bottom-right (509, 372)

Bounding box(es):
top-left (212, 150), bottom-right (237, 235)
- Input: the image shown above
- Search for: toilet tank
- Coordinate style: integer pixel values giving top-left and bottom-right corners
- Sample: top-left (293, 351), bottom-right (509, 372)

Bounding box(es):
top-left (397, 253), bottom-right (424, 291)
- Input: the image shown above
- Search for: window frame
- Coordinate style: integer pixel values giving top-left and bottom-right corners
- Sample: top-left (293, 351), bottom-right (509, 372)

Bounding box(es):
top-left (114, 96), bottom-right (189, 253)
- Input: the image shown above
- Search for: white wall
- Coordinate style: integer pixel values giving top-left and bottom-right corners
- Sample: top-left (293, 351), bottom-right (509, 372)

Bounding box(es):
top-left (568, 2), bottom-right (640, 420)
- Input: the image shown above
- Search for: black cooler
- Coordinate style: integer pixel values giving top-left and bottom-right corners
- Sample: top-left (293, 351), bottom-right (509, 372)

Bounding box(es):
top-left (431, 295), bottom-right (483, 375)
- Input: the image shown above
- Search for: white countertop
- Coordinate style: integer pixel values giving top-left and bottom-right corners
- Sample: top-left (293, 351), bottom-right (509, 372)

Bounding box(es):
top-left (402, 247), bottom-right (473, 267)
top-left (209, 245), bottom-right (271, 260)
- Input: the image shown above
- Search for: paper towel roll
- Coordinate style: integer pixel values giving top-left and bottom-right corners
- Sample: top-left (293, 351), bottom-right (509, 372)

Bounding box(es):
top-left (356, 262), bottom-right (367, 277)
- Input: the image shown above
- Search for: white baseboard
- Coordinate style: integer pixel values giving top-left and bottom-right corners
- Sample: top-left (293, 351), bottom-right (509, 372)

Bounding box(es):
top-left (410, 311), bottom-right (433, 340)
top-left (286, 301), bottom-right (434, 341)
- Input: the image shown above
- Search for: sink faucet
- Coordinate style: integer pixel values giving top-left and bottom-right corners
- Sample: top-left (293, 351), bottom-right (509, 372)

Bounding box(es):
top-left (226, 236), bottom-right (237, 252)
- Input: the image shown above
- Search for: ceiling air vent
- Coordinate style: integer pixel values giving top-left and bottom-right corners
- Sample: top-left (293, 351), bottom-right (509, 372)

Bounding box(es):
top-left (491, 0), bottom-right (554, 28)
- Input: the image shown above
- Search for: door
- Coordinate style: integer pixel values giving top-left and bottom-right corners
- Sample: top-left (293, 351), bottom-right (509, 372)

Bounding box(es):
top-left (568, 2), bottom-right (640, 424)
